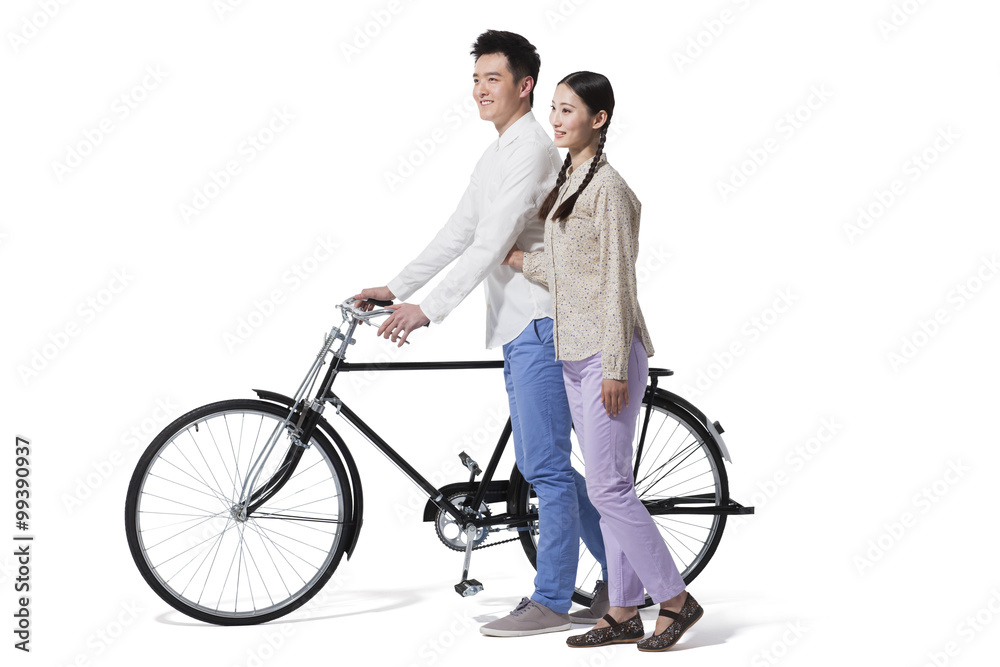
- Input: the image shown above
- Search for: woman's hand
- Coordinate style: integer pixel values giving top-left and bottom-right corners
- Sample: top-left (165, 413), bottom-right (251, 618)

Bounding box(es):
top-left (601, 378), bottom-right (629, 418)
top-left (503, 244), bottom-right (524, 272)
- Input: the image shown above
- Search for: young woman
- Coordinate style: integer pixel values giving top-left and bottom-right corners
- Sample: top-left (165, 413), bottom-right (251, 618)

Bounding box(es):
top-left (504, 71), bottom-right (702, 652)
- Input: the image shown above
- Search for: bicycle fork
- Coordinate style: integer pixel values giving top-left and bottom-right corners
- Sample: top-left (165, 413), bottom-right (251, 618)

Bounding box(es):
top-left (233, 403), bottom-right (316, 521)
top-left (235, 318), bottom-right (350, 520)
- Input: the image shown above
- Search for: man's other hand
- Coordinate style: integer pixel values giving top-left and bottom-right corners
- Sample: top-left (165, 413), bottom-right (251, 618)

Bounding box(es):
top-left (377, 303), bottom-right (430, 346)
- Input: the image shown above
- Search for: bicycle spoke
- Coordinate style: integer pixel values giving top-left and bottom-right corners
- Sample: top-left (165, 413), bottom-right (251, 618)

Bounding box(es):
top-left (244, 518), bottom-right (297, 594)
top-left (245, 521), bottom-right (334, 558)
top-left (138, 510), bottom-right (226, 527)
top-left (177, 431), bottom-right (234, 510)
top-left (656, 519), bottom-right (708, 560)
top-left (635, 416), bottom-right (676, 477)
top-left (204, 420), bottom-right (238, 503)
top-left (652, 517), bottom-right (709, 545)
top-left (154, 514), bottom-right (236, 572)
top-left (143, 509), bottom-right (231, 551)
top-left (285, 457), bottom-right (324, 485)
top-left (225, 414), bottom-right (245, 504)
top-left (263, 466), bottom-right (332, 508)
top-left (252, 513), bottom-right (343, 529)
top-left (636, 439), bottom-right (703, 496)
top-left (146, 471), bottom-right (230, 503)
top-left (140, 490), bottom-right (225, 518)
top-left (213, 524), bottom-right (244, 610)
top-left (576, 544), bottom-right (600, 583)
top-left (261, 494), bottom-right (341, 517)
top-left (635, 428), bottom-right (694, 491)
top-left (158, 453), bottom-right (233, 510)
top-left (240, 531), bottom-right (272, 610)
top-left (652, 515), bottom-right (714, 532)
top-left (643, 469), bottom-right (714, 499)
top-left (244, 521), bottom-right (302, 592)
top-left (244, 517), bottom-right (319, 580)
top-left (240, 415), bottom-right (266, 499)
top-left (178, 515), bottom-right (236, 600)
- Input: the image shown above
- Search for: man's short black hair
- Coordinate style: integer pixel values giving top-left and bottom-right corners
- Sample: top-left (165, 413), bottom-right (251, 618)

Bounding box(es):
top-left (471, 30), bottom-right (541, 107)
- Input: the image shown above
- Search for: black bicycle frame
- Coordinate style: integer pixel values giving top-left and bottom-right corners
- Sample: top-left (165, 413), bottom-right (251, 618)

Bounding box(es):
top-left (317, 360), bottom-right (508, 528)
top-left (251, 355), bottom-right (751, 529)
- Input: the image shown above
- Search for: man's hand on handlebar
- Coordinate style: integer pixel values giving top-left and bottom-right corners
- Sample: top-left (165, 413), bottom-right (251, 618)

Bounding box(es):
top-left (377, 303), bottom-right (430, 347)
top-left (353, 286), bottom-right (395, 311)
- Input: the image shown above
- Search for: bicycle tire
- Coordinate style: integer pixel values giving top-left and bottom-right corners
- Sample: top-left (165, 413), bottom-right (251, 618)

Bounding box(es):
top-left (511, 389), bottom-right (728, 608)
top-left (125, 399), bottom-right (353, 625)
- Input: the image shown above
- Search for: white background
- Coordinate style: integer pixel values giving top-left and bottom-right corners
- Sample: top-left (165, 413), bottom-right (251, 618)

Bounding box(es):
top-left (2, 1), bottom-right (999, 665)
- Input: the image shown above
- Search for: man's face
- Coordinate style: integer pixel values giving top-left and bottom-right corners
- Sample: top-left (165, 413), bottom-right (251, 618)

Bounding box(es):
top-left (473, 53), bottom-right (526, 131)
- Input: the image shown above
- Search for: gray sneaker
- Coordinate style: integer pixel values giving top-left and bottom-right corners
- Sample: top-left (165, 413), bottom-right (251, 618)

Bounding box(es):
top-left (480, 597), bottom-right (571, 637)
top-left (569, 580), bottom-right (610, 623)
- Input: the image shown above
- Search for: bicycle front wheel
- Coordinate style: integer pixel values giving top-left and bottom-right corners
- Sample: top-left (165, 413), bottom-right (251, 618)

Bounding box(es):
top-left (125, 399), bottom-right (353, 625)
top-left (513, 390), bottom-right (728, 607)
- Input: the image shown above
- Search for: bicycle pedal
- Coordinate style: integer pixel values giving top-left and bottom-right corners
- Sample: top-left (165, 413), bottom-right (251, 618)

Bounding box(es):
top-left (454, 579), bottom-right (484, 597)
top-left (458, 451), bottom-right (482, 476)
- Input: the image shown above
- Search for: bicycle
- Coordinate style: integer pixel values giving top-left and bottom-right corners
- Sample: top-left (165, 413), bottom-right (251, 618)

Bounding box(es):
top-left (124, 298), bottom-right (753, 625)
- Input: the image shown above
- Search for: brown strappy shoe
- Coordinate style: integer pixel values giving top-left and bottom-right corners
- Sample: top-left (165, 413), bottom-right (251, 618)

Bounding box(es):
top-left (566, 612), bottom-right (644, 648)
top-left (636, 593), bottom-right (703, 652)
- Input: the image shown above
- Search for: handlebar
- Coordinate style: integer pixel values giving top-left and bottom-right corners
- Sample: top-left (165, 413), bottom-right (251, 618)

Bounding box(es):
top-left (339, 297), bottom-right (430, 327)
top-left (336, 297), bottom-right (429, 349)
top-left (338, 297), bottom-right (396, 322)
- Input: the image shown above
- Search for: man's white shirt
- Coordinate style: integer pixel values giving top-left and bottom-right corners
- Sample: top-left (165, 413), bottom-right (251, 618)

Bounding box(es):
top-left (387, 112), bottom-right (560, 349)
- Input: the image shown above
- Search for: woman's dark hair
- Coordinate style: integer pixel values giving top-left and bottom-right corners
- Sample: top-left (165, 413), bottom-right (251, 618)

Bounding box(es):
top-left (538, 71), bottom-right (615, 222)
top-left (471, 30), bottom-right (541, 107)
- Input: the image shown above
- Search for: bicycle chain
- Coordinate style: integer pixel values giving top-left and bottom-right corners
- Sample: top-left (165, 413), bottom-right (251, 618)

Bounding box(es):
top-left (473, 533), bottom-right (522, 550)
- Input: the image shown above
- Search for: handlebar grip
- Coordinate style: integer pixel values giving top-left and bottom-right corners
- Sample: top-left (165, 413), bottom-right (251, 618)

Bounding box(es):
top-left (364, 298), bottom-right (393, 307)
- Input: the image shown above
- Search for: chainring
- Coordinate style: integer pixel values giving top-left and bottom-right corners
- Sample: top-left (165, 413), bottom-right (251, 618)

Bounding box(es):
top-left (434, 492), bottom-right (491, 551)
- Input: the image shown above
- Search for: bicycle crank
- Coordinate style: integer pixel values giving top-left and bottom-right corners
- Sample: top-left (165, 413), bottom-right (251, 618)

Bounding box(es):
top-left (455, 524), bottom-right (484, 597)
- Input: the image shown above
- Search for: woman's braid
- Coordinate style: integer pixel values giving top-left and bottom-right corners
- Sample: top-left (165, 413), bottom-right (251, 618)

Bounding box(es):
top-left (552, 124), bottom-right (608, 222)
top-left (538, 151), bottom-right (573, 221)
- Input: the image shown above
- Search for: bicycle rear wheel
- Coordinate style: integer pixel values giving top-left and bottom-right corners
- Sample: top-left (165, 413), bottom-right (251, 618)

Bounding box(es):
top-left (125, 399), bottom-right (353, 625)
top-left (512, 389), bottom-right (727, 607)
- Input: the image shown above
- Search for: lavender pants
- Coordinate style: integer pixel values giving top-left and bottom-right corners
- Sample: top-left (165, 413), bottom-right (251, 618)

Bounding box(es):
top-left (562, 333), bottom-right (686, 607)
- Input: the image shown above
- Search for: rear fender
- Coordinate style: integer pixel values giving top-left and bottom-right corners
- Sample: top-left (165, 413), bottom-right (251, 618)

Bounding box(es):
top-left (649, 387), bottom-right (733, 463)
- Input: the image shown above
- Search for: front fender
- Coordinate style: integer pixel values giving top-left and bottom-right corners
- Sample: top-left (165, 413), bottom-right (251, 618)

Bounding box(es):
top-left (252, 389), bottom-right (365, 559)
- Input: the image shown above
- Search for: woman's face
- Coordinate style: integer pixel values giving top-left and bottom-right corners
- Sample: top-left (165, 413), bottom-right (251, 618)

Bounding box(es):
top-left (549, 83), bottom-right (603, 152)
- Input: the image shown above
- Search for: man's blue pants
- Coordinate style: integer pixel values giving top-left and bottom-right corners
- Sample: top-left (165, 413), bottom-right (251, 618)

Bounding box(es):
top-left (502, 317), bottom-right (607, 613)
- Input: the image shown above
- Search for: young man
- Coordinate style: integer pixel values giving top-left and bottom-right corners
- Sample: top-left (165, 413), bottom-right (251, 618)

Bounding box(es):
top-left (353, 30), bottom-right (609, 636)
